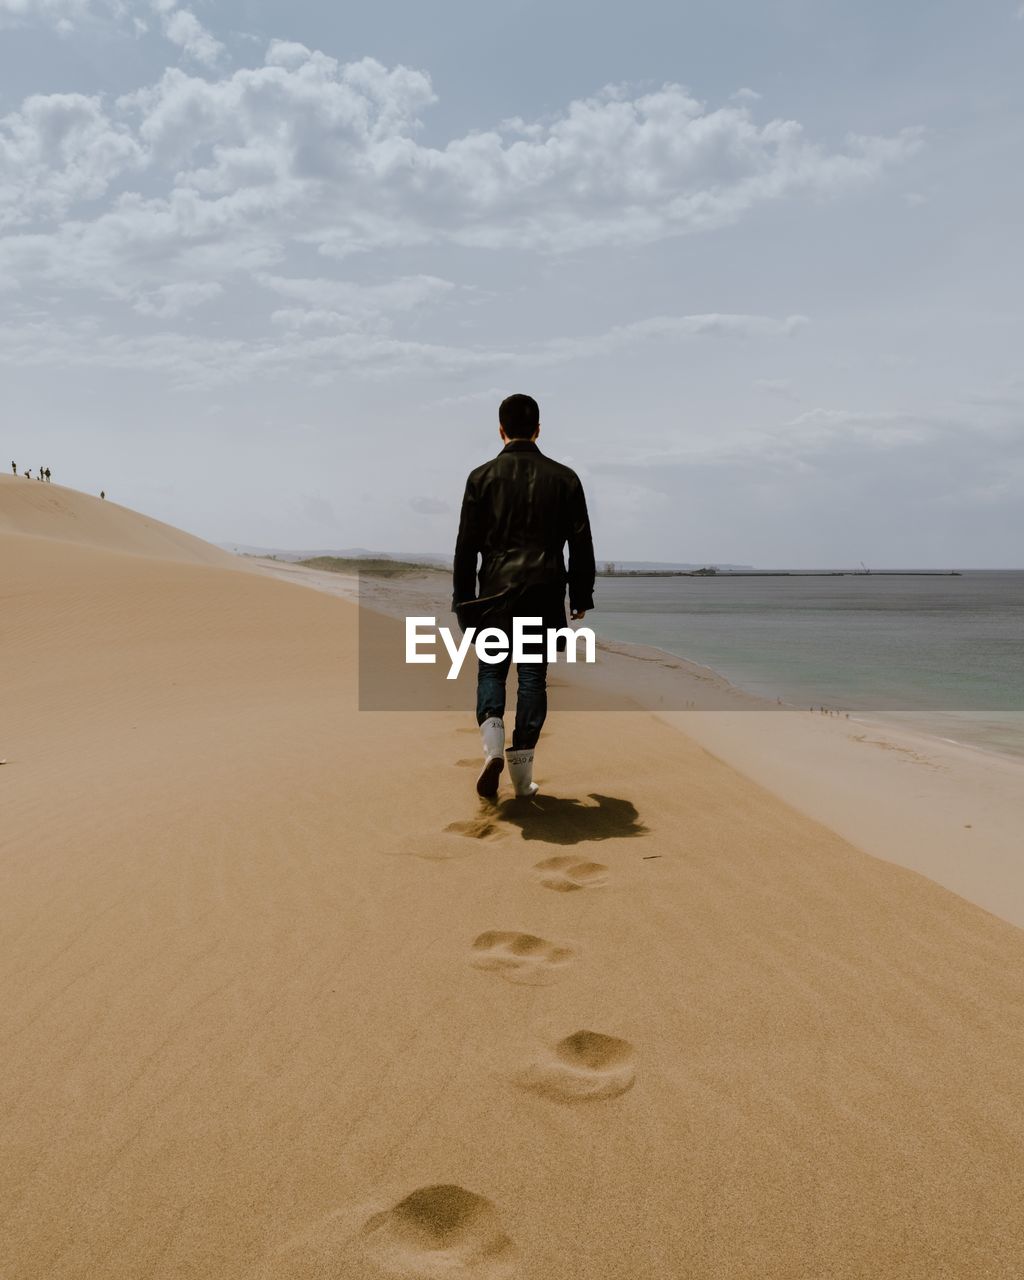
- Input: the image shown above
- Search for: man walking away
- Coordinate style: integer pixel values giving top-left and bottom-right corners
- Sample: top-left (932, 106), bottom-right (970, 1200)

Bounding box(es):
top-left (453, 393), bottom-right (595, 799)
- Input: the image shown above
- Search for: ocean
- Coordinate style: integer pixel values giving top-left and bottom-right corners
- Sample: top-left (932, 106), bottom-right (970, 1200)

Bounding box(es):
top-left (591, 570), bottom-right (1024, 759)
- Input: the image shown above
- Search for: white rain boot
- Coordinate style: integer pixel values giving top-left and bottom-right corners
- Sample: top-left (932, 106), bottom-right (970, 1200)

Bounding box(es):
top-left (506, 747), bottom-right (538, 798)
top-left (476, 717), bottom-right (505, 798)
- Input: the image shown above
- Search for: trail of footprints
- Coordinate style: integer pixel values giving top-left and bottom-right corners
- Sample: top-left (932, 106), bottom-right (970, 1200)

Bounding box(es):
top-left (349, 751), bottom-right (635, 1277)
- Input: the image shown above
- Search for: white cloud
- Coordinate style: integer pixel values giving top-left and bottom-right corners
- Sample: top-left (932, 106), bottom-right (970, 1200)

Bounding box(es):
top-left (268, 308), bottom-right (352, 330)
top-left (0, 312), bottom-right (507, 387)
top-left (538, 312), bottom-right (807, 364)
top-left (261, 273), bottom-right (458, 334)
top-left (257, 273), bottom-right (456, 317)
top-left (159, 5), bottom-right (223, 67)
top-left (0, 92), bottom-right (143, 230)
top-left (0, 45), bottom-right (921, 309)
top-left (0, 307), bottom-right (805, 387)
top-left (0, 0), bottom-right (225, 65)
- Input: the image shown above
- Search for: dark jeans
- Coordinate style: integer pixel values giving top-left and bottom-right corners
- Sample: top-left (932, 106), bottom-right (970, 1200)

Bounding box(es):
top-left (476, 651), bottom-right (548, 749)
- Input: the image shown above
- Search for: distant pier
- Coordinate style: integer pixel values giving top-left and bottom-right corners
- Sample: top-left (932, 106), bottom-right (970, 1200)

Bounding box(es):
top-left (597, 568), bottom-right (962, 578)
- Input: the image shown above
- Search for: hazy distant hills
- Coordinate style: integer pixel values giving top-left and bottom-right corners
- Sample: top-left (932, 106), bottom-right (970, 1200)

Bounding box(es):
top-left (220, 544), bottom-right (452, 566)
top-left (220, 545), bottom-right (754, 572)
top-left (597, 560), bottom-right (755, 572)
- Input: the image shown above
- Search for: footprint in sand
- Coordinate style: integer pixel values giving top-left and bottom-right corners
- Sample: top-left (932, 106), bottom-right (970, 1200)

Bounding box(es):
top-left (519, 1030), bottom-right (637, 1102)
top-left (532, 855), bottom-right (608, 892)
top-left (388, 817), bottom-right (506, 860)
top-left (470, 931), bottom-right (574, 985)
top-left (360, 1184), bottom-right (517, 1278)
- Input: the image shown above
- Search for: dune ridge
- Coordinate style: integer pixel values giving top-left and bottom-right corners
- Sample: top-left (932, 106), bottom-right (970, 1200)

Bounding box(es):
top-left (0, 473), bottom-right (245, 568)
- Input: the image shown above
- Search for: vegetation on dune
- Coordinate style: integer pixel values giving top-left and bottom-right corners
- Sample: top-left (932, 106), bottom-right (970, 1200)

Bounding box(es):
top-left (297, 556), bottom-right (448, 576)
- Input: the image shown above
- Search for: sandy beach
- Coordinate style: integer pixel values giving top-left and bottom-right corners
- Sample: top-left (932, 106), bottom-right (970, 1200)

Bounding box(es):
top-left (4, 474), bottom-right (1024, 1279)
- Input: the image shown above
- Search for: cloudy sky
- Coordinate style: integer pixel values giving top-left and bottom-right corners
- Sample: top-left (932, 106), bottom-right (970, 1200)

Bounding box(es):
top-left (2, 0), bottom-right (1021, 567)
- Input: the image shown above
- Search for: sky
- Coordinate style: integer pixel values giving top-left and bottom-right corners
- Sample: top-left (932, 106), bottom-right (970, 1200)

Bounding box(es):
top-left (1, 0), bottom-right (1022, 568)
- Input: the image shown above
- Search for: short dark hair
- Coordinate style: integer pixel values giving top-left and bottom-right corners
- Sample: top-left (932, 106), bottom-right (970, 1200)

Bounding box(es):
top-left (498, 393), bottom-right (539, 439)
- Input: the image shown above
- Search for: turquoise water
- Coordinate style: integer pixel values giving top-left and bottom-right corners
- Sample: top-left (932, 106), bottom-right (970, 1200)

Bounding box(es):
top-left (592, 571), bottom-right (1024, 759)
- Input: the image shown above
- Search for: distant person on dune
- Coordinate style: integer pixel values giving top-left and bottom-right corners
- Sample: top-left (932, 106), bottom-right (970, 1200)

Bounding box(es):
top-left (100, 490), bottom-right (105, 500)
top-left (453, 393), bottom-right (595, 800)
top-left (44, 468), bottom-right (51, 483)
top-left (10, 461), bottom-right (15, 475)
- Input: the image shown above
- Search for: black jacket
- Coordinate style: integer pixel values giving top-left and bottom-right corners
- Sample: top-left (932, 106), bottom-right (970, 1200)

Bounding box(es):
top-left (452, 439), bottom-right (595, 634)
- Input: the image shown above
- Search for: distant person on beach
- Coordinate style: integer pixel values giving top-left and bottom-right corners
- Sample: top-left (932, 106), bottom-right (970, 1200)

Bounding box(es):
top-left (44, 468), bottom-right (51, 483)
top-left (100, 490), bottom-right (105, 500)
top-left (453, 393), bottom-right (595, 799)
top-left (10, 461), bottom-right (15, 475)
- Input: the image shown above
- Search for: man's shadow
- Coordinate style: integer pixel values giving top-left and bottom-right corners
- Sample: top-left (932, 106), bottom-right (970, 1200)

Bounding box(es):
top-left (496, 793), bottom-right (647, 845)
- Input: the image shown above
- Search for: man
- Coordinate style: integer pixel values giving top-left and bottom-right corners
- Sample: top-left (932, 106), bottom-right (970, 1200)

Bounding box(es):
top-left (453, 393), bottom-right (595, 799)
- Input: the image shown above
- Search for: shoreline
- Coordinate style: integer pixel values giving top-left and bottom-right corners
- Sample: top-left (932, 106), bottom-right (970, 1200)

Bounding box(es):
top-left (599, 631), bottom-right (1024, 763)
top-left (252, 557), bottom-right (1024, 930)
top-left (254, 556), bottom-right (1024, 767)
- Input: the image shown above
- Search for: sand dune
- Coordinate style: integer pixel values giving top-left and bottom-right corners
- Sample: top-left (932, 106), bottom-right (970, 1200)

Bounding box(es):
top-left (4, 483), bottom-right (1024, 1277)
top-left (0, 473), bottom-right (244, 568)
